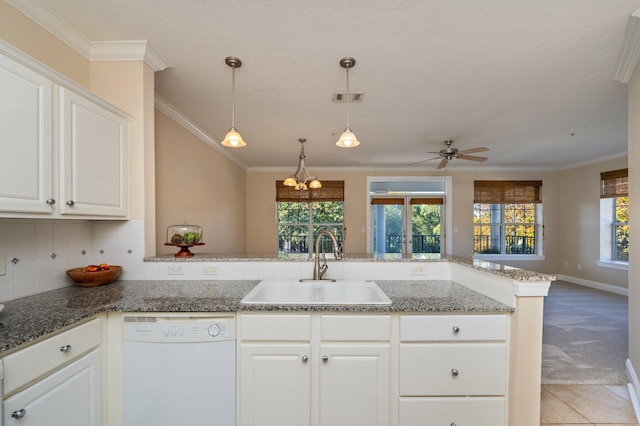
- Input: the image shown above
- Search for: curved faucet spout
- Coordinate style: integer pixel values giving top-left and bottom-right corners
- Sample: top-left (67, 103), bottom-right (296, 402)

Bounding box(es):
top-left (313, 230), bottom-right (342, 280)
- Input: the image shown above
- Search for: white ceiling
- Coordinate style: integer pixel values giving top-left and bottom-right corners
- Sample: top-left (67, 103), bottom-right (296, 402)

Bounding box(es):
top-left (23, 0), bottom-right (640, 170)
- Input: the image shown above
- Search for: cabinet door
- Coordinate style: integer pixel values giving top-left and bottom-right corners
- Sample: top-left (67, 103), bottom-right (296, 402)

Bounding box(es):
top-left (0, 53), bottom-right (53, 213)
top-left (3, 349), bottom-right (101, 426)
top-left (319, 344), bottom-right (390, 426)
top-left (238, 343), bottom-right (311, 426)
top-left (59, 87), bottom-right (128, 216)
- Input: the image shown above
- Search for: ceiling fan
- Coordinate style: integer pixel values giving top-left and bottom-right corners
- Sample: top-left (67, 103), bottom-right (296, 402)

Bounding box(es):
top-left (409, 140), bottom-right (489, 169)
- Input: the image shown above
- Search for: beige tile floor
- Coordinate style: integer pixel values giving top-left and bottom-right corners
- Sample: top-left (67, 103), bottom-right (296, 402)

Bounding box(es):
top-left (541, 384), bottom-right (638, 425)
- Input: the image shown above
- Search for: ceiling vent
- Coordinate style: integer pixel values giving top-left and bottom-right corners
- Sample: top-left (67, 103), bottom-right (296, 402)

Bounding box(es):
top-left (333, 92), bottom-right (364, 102)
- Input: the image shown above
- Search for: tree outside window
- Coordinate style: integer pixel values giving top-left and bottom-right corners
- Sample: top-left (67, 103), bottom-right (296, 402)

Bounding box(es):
top-left (614, 196), bottom-right (629, 261)
top-left (277, 201), bottom-right (344, 255)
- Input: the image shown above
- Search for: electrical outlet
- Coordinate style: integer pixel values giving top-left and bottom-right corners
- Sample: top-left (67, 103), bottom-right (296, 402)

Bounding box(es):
top-left (577, 263), bottom-right (582, 270)
top-left (168, 265), bottom-right (184, 275)
top-left (410, 266), bottom-right (426, 276)
top-left (203, 265), bottom-right (219, 275)
top-left (0, 253), bottom-right (5, 276)
top-left (563, 261), bottom-right (568, 268)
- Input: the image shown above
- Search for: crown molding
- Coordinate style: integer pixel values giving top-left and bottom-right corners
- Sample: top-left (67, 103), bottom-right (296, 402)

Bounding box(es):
top-left (154, 95), bottom-right (248, 170)
top-left (91, 41), bottom-right (170, 71)
top-left (6, 0), bottom-right (170, 71)
top-left (614, 9), bottom-right (640, 84)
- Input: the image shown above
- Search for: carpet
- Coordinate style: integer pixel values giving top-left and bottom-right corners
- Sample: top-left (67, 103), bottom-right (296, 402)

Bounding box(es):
top-left (542, 281), bottom-right (629, 385)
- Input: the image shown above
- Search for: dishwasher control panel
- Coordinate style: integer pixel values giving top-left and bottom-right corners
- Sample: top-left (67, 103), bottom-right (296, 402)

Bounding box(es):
top-left (123, 316), bottom-right (235, 342)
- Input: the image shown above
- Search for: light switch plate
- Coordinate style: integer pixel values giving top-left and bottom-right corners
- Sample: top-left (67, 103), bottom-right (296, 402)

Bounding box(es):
top-left (203, 265), bottom-right (219, 275)
top-left (410, 266), bottom-right (426, 276)
top-left (168, 265), bottom-right (184, 275)
top-left (0, 253), bottom-right (5, 276)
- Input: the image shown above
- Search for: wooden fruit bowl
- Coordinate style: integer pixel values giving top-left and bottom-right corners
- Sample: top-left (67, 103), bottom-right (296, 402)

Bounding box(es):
top-left (66, 266), bottom-right (122, 287)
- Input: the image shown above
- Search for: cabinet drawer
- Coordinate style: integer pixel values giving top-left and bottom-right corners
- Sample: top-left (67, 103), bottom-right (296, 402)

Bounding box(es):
top-left (400, 315), bottom-right (506, 342)
top-left (320, 315), bottom-right (391, 341)
top-left (3, 318), bottom-right (101, 394)
top-left (399, 397), bottom-right (505, 426)
top-left (239, 314), bottom-right (311, 341)
top-left (399, 343), bottom-right (506, 396)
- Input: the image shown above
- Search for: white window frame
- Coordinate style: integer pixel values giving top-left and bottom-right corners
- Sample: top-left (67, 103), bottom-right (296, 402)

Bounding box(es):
top-left (598, 197), bottom-right (629, 270)
top-left (473, 203), bottom-right (544, 261)
top-left (366, 176), bottom-right (453, 255)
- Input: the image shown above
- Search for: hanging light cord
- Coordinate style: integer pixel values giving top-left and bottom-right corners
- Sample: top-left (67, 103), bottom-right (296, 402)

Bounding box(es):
top-left (345, 65), bottom-right (351, 129)
top-left (230, 64), bottom-right (236, 129)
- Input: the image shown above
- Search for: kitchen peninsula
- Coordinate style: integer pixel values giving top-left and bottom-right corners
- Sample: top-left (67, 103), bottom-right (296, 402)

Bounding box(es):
top-left (0, 255), bottom-right (552, 426)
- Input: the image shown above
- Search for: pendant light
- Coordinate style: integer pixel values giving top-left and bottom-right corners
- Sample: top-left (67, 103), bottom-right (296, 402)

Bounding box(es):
top-left (283, 138), bottom-right (322, 191)
top-left (221, 56), bottom-right (246, 148)
top-left (336, 57), bottom-right (360, 148)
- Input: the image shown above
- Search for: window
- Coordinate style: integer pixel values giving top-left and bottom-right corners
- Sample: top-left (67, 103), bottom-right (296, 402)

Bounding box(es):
top-left (366, 177), bottom-right (452, 256)
top-left (599, 169), bottom-right (628, 267)
top-left (473, 180), bottom-right (543, 258)
top-left (276, 181), bottom-right (344, 255)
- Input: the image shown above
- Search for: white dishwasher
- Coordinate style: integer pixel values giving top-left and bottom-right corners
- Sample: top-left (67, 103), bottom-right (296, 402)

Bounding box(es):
top-left (122, 315), bottom-right (235, 426)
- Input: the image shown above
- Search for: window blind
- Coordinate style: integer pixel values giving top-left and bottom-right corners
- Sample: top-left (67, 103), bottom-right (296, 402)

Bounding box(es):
top-left (276, 180), bottom-right (344, 202)
top-left (600, 168), bottom-right (628, 198)
top-left (473, 180), bottom-right (542, 204)
top-left (370, 198), bottom-right (405, 205)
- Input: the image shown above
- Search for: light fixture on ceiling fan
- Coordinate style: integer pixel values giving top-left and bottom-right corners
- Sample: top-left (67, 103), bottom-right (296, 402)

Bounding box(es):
top-left (283, 138), bottom-right (322, 191)
top-left (409, 140), bottom-right (489, 169)
top-left (221, 56), bottom-right (246, 148)
top-left (336, 57), bottom-right (360, 148)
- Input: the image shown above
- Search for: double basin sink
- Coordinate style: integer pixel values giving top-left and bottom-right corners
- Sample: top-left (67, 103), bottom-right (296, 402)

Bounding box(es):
top-left (241, 279), bottom-right (392, 305)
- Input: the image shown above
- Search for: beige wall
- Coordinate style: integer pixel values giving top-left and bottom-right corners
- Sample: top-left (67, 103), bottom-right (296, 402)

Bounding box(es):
top-left (155, 110), bottom-right (247, 255)
top-left (0, 1), bottom-right (90, 87)
top-left (628, 64), bottom-right (640, 386)
top-left (555, 157), bottom-right (628, 288)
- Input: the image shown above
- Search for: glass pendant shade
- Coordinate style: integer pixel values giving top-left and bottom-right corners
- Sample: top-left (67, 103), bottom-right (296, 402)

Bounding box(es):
top-left (221, 128), bottom-right (246, 148)
top-left (309, 179), bottom-right (322, 189)
top-left (336, 128), bottom-right (360, 148)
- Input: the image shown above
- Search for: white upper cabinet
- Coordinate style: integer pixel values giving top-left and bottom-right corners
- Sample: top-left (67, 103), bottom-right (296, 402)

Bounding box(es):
top-left (0, 53), bottom-right (53, 213)
top-left (59, 88), bottom-right (128, 216)
top-left (0, 42), bottom-right (130, 219)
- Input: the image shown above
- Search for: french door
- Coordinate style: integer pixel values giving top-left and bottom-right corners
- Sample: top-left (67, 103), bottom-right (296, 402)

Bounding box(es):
top-left (371, 197), bottom-right (444, 255)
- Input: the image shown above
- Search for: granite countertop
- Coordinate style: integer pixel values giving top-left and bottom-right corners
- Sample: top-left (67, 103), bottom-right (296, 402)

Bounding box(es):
top-left (0, 279), bottom-right (512, 355)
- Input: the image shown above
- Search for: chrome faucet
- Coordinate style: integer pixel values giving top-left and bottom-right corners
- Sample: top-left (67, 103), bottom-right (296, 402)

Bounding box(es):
top-left (313, 230), bottom-right (342, 280)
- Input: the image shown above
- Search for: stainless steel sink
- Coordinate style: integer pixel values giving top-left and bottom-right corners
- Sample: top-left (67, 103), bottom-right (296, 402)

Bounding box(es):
top-left (241, 280), bottom-right (392, 305)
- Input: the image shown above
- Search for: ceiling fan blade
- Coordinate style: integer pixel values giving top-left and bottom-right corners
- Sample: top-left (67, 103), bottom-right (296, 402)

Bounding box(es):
top-left (458, 154), bottom-right (488, 162)
top-left (437, 158), bottom-right (449, 169)
top-left (458, 147), bottom-right (489, 155)
top-left (408, 156), bottom-right (441, 166)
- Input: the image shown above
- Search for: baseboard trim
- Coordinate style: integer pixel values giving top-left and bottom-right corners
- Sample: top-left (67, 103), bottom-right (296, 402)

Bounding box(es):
top-left (626, 359), bottom-right (640, 423)
top-left (556, 274), bottom-right (628, 296)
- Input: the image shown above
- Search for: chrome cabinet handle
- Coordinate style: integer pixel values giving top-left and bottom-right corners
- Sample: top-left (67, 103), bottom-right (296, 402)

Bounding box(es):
top-left (452, 326), bottom-right (460, 333)
top-left (60, 344), bottom-right (72, 353)
top-left (451, 368), bottom-right (459, 376)
top-left (301, 355), bottom-right (308, 363)
top-left (322, 355), bottom-right (329, 363)
top-left (66, 200), bottom-right (75, 206)
top-left (46, 198), bottom-right (56, 205)
top-left (451, 423), bottom-right (457, 426)
top-left (12, 409), bottom-right (26, 419)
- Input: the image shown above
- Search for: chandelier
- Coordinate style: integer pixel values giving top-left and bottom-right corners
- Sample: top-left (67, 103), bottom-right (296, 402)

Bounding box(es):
top-left (283, 139), bottom-right (321, 191)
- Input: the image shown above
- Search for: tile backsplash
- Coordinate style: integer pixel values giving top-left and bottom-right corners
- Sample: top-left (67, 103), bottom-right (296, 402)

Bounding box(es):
top-left (0, 218), bottom-right (145, 302)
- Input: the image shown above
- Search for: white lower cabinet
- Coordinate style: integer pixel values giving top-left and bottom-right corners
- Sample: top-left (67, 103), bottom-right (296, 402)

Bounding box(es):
top-left (398, 314), bottom-right (508, 426)
top-left (239, 343), bottom-right (312, 426)
top-left (3, 349), bottom-right (101, 426)
top-left (238, 313), bottom-right (391, 426)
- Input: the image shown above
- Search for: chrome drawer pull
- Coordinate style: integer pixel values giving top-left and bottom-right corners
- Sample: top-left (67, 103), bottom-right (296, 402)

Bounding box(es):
top-left (12, 409), bottom-right (26, 419)
top-left (451, 368), bottom-right (459, 376)
top-left (322, 355), bottom-right (329, 363)
top-left (45, 198), bottom-right (56, 205)
top-left (60, 344), bottom-right (72, 353)
top-left (301, 355), bottom-right (309, 363)
top-left (66, 200), bottom-right (75, 206)
top-left (452, 326), bottom-right (460, 333)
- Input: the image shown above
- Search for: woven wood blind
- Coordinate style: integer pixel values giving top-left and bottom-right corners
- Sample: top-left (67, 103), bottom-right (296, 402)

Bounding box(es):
top-left (474, 180), bottom-right (542, 204)
top-left (410, 198), bottom-right (444, 205)
top-left (371, 198), bottom-right (405, 205)
top-left (600, 168), bottom-right (628, 198)
top-left (276, 180), bottom-right (344, 202)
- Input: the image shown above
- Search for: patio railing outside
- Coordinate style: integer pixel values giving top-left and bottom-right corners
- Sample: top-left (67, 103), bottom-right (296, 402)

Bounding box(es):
top-left (474, 235), bottom-right (536, 254)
